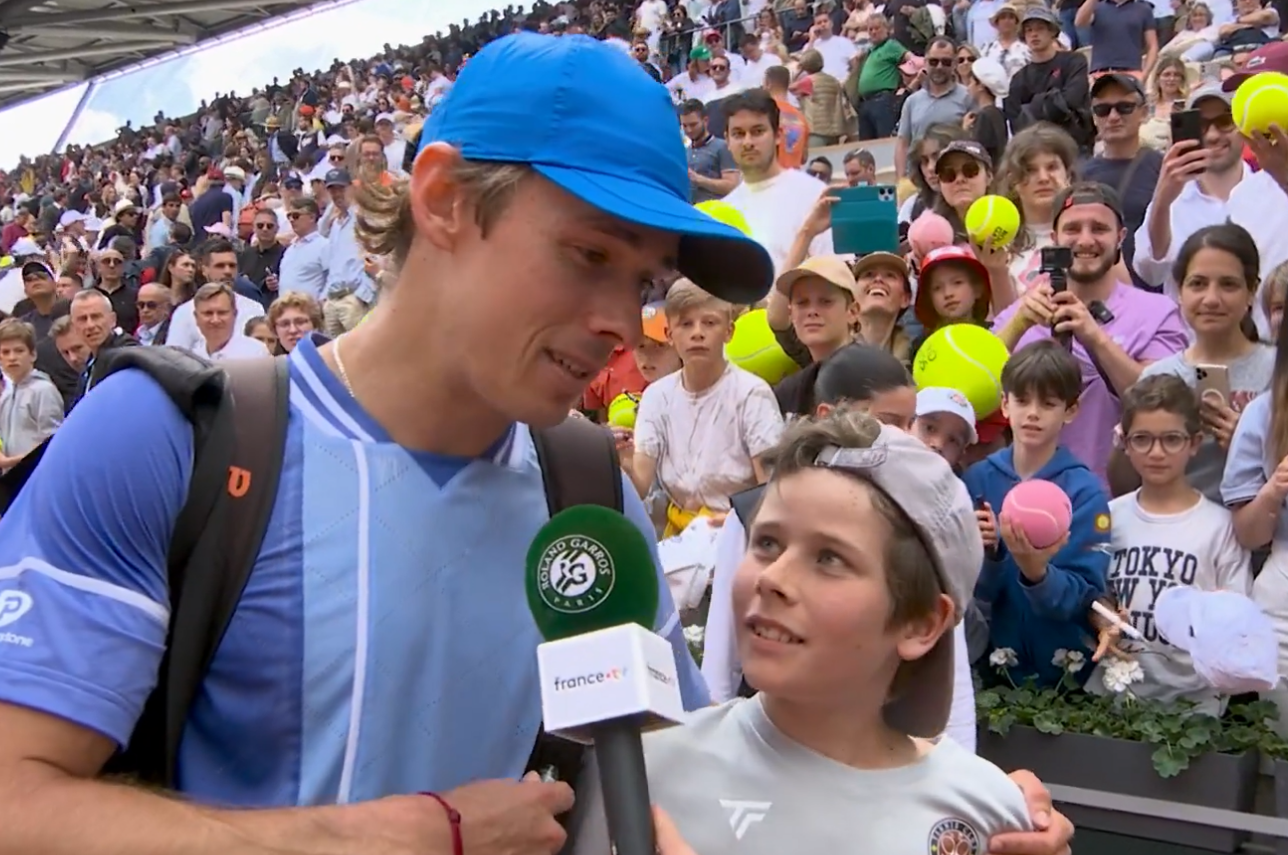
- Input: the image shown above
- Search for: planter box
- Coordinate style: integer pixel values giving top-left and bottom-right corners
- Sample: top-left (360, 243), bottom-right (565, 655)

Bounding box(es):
top-left (1274, 760), bottom-right (1288, 855)
top-left (978, 725), bottom-right (1258, 852)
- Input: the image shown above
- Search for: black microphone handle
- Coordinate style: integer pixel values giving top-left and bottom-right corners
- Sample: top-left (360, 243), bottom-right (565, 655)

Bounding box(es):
top-left (591, 719), bottom-right (656, 855)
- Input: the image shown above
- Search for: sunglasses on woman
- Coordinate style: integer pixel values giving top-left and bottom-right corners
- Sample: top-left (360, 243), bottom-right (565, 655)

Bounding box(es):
top-left (938, 161), bottom-right (982, 183)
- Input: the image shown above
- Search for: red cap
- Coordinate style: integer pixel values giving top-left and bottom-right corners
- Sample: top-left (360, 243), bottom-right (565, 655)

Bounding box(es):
top-left (914, 245), bottom-right (992, 328)
top-left (976, 409), bottom-right (1010, 445)
top-left (206, 166), bottom-right (224, 181)
top-left (1223, 41), bottom-right (1288, 91)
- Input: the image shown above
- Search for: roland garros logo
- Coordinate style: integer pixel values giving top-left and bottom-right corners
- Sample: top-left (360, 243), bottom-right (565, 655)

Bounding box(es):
top-left (537, 535), bottom-right (616, 614)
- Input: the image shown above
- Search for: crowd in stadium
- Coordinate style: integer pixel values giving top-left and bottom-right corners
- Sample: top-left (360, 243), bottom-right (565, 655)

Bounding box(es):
top-left (3, 0), bottom-right (1288, 850)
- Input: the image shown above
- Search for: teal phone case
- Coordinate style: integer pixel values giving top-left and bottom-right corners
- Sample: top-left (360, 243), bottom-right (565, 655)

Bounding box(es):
top-left (830, 184), bottom-right (899, 256)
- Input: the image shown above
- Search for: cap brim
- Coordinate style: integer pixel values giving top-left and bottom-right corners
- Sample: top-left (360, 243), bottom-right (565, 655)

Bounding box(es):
top-left (1154, 586), bottom-right (1200, 650)
top-left (535, 164), bottom-right (773, 304)
top-left (1223, 72), bottom-right (1254, 93)
top-left (884, 630), bottom-right (954, 738)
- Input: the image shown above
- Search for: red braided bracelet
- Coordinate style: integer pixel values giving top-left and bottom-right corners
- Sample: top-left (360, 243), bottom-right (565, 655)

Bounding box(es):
top-left (420, 792), bottom-right (463, 855)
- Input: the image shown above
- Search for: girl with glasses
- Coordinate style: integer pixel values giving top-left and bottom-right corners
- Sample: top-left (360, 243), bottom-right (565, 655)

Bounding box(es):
top-left (955, 44), bottom-right (979, 86)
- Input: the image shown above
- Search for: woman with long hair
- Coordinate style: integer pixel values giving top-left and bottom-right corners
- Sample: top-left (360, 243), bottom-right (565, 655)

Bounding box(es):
top-left (157, 250), bottom-right (198, 304)
top-left (955, 43), bottom-right (980, 87)
top-left (995, 123), bottom-right (1078, 294)
top-left (1111, 224), bottom-right (1272, 499)
top-left (898, 123), bottom-right (967, 226)
top-left (1141, 57), bottom-right (1190, 150)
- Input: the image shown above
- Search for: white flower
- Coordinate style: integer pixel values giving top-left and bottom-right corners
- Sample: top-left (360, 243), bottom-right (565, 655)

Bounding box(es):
top-left (1052, 649), bottom-right (1069, 667)
top-left (989, 647), bottom-right (1018, 667)
top-left (683, 624), bottom-right (705, 647)
top-left (1064, 650), bottom-right (1086, 674)
top-left (1101, 659), bottom-right (1145, 694)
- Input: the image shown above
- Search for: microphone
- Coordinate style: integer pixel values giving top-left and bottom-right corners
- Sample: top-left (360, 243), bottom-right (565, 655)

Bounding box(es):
top-left (527, 505), bottom-right (686, 855)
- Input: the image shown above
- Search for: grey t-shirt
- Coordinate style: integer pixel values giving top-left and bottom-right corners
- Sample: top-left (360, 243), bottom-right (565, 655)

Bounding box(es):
top-left (567, 696), bottom-right (1032, 855)
top-left (1139, 346), bottom-right (1275, 503)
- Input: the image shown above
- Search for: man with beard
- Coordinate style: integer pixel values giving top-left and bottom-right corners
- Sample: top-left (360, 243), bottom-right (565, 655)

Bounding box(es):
top-left (895, 38), bottom-right (974, 178)
top-left (993, 183), bottom-right (1188, 489)
top-left (1135, 69), bottom-right (1288, 336)
top-left (720, 89), bottom-right (835, 278)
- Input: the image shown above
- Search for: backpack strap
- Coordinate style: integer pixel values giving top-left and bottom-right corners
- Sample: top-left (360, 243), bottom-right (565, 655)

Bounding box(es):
top-left (525, 416), bottom-right (624, 791)
top-left (105, 355), bottom-right (291, 786)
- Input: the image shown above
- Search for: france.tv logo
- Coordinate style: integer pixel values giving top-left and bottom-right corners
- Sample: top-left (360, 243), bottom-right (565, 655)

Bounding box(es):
top-left (553, 668), bottom-right (628, 692)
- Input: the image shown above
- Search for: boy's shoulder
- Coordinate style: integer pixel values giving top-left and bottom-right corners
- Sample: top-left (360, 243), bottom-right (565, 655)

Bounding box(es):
top-left (725, 362), bottom-right (776, 395)
top-left (919, 738), bottom-right (1034, 829)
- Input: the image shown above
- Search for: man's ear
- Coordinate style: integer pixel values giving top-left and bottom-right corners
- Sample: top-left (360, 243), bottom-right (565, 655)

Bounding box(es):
top-left (408, 142), bottom-right (468, 252)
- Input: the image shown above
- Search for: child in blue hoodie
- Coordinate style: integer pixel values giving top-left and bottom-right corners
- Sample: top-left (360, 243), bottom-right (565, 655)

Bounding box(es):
top-left (963, 340), bottom-right (1111, 688)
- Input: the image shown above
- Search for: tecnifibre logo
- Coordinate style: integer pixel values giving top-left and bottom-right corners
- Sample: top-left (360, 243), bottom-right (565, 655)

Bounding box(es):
top-left (553, 667), bottom-right (627, 692)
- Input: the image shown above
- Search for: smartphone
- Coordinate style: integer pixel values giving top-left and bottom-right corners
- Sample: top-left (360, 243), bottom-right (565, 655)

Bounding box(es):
top-left (830, 184), bottom-right (899, 256)
top-left (1195, 363), bottom-right (1232, 408)
top-left (1171, 109), bottom-right (1205, 148)
top-left (1039, 246), bottom-right (1073, 294)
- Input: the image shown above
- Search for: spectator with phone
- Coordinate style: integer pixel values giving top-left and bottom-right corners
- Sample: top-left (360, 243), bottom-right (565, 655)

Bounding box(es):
top-left (1134, 84), bottom-right (1262, 303)
top-left (994, 183), bottom-right (1188, 489)
top-left (1110, 224), bottom-right (1273, 500)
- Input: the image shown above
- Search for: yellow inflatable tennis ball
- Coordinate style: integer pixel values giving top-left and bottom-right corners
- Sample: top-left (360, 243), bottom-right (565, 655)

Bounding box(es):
top-left (695, 200), bottom-right (753, 237)
top-left (912, 323), bottom-right (1010, 418)
top-left (608, 392), bottom-right (640, 429)
top-left (964, 195), bottom-right (1021, 248)
top-left (726, 308), bottom-right (799, 385)
top-left (1233, 72), bottom-right (1288, 136)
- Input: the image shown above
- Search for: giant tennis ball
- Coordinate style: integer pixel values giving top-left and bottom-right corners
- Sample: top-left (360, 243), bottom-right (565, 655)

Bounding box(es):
top-left (608, 392), bottom-right (640, 429)
top-left (726, 308), bottom-right (799, 385)
top-left (964, 195), bottom-right (1021, 248)
top-left (1233, 72), bottom-right (1288, 136)
top-left (1000, 479), bottom-right (1072, 549)
top-left (695, 200), bottom-right (753, 236)
top-left (912, 324), bottom-right (1009, 418)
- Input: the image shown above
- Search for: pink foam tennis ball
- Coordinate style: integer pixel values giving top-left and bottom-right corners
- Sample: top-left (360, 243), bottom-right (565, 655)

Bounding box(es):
top-left (908, 211), bottom-right (954, 259)
top-left (1000, 479), bottom-right (1073, 550)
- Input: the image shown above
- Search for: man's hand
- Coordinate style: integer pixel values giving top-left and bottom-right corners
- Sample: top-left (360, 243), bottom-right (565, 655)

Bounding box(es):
top-left (1013, 281), bottom-right (1056, 331)
top-left (1245, 124), bottom-right (1288, 192)
top-left (451, 774), bottom-right (575, 855)
top-left (999, 516), bottom-right (1068, 583)
top-left (990, 770), bottom-right (1074, 854)
top-left (1155, 139), bottom-right (1209, 206)
top-left (1051, 291), bottom-right (1101, 346)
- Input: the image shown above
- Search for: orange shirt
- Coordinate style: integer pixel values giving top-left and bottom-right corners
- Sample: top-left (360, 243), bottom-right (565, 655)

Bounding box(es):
top-left (583, 346), bottom-right (647, 411)
top-left (774, 97), bottom-right (809, 170)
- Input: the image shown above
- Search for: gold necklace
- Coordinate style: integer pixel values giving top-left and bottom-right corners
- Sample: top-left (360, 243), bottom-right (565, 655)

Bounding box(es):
top-left (333, 333), bottom-right (355, 397)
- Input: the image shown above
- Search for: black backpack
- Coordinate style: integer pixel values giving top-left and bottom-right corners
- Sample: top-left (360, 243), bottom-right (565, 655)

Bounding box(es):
top-left (2, 346), bottom-right (620, 791)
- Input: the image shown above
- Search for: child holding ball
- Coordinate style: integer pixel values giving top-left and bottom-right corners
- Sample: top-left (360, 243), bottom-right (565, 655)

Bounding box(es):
top-left (1089, 375), bottom-right (1251, 714)
top-left (963, 341), bottom-right (1112, 688)
top-left (909, 245), bottom-right (995, 361)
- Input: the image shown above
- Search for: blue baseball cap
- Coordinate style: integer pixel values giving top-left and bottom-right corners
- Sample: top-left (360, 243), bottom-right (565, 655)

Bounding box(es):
top-left (417, 33), bottom-right (772, 304)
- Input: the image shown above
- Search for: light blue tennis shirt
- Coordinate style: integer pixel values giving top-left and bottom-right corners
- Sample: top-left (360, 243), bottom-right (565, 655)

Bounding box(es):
top-left (0, 336), bottom-right (708, 806)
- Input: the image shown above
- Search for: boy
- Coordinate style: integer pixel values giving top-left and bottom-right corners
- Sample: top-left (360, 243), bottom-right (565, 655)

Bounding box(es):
top-left (571, 410), bottom-right (1034, 853)
top-left (0, 318), bottom-right (63, 472)
top-left (963, 340), bottom-right (1111, 688)
top-left (632, 279), bottom-right (784, 536)
top-left (1090, 375), bottom-right (1250, 713)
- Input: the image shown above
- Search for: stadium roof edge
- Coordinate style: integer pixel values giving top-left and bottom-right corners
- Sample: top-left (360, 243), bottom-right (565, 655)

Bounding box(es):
top-left (0, 0), bottom-right (361, 119)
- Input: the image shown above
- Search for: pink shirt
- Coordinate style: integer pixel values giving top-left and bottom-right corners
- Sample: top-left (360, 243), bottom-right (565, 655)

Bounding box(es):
top-left (993, 283), bottom-right (1188, 490)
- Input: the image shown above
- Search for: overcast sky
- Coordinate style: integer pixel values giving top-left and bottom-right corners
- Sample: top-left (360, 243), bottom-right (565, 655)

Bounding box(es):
top-left (0, 0), bottom-right (497, 170)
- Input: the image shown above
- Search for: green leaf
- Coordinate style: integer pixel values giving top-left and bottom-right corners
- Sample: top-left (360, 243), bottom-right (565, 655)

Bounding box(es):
top-left (1032, 711), bottom-right (1064, 735)
top-left (1151, 744), bottom-right (1192, 778)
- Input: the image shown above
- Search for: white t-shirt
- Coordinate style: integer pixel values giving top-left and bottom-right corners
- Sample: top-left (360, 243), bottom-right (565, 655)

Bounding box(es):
top-left (195, 333), bottom-right (270, 362)
top-left (666, 71), bottom-right (716, 103)
top-left (1089, 491), bottom-right (1252, 714)
top-left (740, 52), bottom-right (784, 89)
top-left (722, 169), bottom-right (835, 278)
top-left (810, 32), bottom-right (859, 81)
top-left (569, 696), bottom-right (1033, 855)
top-left (634, 363), bottom-right (784, 513)
top-left (636, 0), bottom-right (669, 36)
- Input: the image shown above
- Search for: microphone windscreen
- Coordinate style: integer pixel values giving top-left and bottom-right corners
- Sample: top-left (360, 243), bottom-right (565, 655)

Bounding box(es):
top-left (526, 505), bottom-right (659, 642)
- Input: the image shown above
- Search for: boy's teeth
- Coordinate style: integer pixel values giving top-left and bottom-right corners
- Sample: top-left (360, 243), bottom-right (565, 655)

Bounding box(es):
top-left (752, 624), bottom-right (801, 644)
